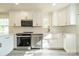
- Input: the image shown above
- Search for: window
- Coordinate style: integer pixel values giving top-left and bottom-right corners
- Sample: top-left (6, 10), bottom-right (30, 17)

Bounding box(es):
top-left (0, 18), bottom-right (9, 34)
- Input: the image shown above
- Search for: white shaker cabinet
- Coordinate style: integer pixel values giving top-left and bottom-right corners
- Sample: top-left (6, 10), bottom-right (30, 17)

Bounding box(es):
top-left (52, 12), bottom-right (58, 26)
top-left (9, 11), bottom-right (33, 26)
top-left (67, 4), bottom-right (76, 25)
top-left (52, 9), bottom-right (67, 26)
top-left (52, 4), bottom-right (76, 26)
top-left (33, 12), bottom-right (39, 26)
top-left (33, 12), bottom-right (43, 26)
top-left (9, 11), bottom-right (22, 26)
top-left (63, 34), bottom-right (77, 53)
top-left (43, 33), bottom-right (63, 49)
top-left (33, 12), bottom-right (49, 26)
top-left (51, 33), bottom-right (63, 48)
top-left (58, 9), bottom-right (67, 26)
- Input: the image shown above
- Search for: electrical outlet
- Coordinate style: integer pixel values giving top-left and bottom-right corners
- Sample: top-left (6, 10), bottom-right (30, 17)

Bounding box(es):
top-left (0, 43), bottom-right (2, 47)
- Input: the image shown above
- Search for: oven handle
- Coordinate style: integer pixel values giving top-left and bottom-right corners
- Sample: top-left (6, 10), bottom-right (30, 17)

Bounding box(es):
top-left (17, 36), bottom-right (31, 37)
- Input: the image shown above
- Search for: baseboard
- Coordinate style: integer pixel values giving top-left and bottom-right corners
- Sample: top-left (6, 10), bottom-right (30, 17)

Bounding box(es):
top-left (42, 48), bottom-right (64, 50)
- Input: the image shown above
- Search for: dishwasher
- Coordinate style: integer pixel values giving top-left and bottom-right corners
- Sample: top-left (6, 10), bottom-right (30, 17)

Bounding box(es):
top-left (31, 34), bottom-right (43, 49)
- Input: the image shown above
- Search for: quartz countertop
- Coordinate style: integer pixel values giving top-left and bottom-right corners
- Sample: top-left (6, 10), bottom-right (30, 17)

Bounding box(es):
top-left (32, 33), bottom-right (43, 35)
top-left (16, 32), bottom-right (43, 35)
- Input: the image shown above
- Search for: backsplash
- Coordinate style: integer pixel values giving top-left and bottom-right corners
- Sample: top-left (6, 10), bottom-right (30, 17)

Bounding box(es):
top-left (9, 26), bottom-right (48, 34)
top-left (9, 25), bottom-right (77, 34)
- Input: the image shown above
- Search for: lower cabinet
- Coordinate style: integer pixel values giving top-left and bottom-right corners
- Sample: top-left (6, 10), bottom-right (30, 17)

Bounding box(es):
top-left (31, 34), bottom-right (43, 49)
top-left (64, 33), bottom-right (77, 53)
top-left (43, 33), bottom-right (63, 49)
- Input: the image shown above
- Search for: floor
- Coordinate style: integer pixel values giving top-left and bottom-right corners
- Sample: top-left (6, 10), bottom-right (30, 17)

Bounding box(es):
top-left (7, 49), bottom-right (79, 56)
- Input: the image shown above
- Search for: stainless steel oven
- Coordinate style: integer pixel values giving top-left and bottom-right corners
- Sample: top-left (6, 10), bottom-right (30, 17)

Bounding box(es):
top-left (16, 34), bottom-right (31, 48)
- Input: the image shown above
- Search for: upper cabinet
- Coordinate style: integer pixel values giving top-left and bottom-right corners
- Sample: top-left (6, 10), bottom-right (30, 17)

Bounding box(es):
top-left (67, 4), bottom-right (76, 25)
top-left (75, 4), bottom-right (79, 25)
top-left (52, 9), bottom-right (67, 26)
top-left (58, 8), bottom-right (67, 26)
top-left (33, 12), bottom-right (49, 27)
top-left (9, 11), bottom-right (49, 27)
top-left (33, 12), bottom-right (43, 26)
top-left (52, 11), bottom-right (58, 26)
top-left (52, 4), bottom-right (76, 26)
top-left (9, 11), bottom-right (29, 26)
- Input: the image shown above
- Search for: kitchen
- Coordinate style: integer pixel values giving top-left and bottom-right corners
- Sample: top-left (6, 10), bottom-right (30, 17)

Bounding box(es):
top-left (0, 3), bottom-right (78, 56)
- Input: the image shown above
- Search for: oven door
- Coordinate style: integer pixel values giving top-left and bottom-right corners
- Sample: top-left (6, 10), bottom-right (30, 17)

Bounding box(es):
top-left (17, 36), bottom-right (31, 47)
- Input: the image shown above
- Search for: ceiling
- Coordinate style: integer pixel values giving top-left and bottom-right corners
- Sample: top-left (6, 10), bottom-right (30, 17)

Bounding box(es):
top-left (0, 3), bottom-right (69, 13)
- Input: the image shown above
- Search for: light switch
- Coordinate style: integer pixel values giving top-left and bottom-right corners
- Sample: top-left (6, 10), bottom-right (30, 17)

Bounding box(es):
top-left (0, 43), bottom-right (2, 47)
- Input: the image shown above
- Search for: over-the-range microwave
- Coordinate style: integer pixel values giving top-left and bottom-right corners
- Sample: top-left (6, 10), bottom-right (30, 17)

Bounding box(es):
top-left (21, 20), bottom-right (33, 27)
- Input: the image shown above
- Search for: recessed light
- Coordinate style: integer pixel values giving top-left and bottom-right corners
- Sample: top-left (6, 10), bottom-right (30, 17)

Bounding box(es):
top-left (52, 3), bottom-right (56, 6)
top-left (15, 3), bottom-right (19, 5)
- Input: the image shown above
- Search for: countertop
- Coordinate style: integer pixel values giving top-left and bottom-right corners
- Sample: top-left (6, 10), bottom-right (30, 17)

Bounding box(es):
top-left (16, 32), bottom-right (43, 35)
top-left (32, 33), bottom-right (43, 35)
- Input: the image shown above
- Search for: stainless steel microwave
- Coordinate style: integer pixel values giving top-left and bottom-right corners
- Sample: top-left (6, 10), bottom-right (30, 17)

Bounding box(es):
top-left (21, 20), bottom-right (33, 27)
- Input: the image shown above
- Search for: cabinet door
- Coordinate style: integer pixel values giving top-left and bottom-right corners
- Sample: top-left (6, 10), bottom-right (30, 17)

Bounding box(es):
top-left (9, 12), bottom-right (16, 26)
top-left (57, 34), bottom-right (63, 48)
top-left (9, 12), bottom-right (21, 26)
top-left (33, 12), bottom-right (43, 26)
top-left (37, 13), bottom-right (43, 26)
top-left (27, 12), bottom-right (33, 19)
top-left (76, 15), bottom-right (79, 25)
top-left (64, 34), bottom-right (77, 53)
top-left (52, 9), bottom-right (67, 26)
top-left (52, 12), bottom-right (58, 26)
top-left (69, 4), bottom-right (76, 25)
top-left (58, 9), bottom-right (67, 26)
top-left (47, 39), bottom-right (58, 48)
top-left (50, 34), bottom-right (63, 48)
top-left (14, 13), bottom-right (21, 26)
top-left (33, 13), bottom-right (38, 26)
top-left (65, 4), bottom-right (76, 25)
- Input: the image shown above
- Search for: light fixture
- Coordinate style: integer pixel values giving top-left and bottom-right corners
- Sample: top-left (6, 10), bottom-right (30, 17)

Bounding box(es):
top-left (52, 3), bottom-right (56, 6)
top-left (15, 3), bottom-right (19, 5)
